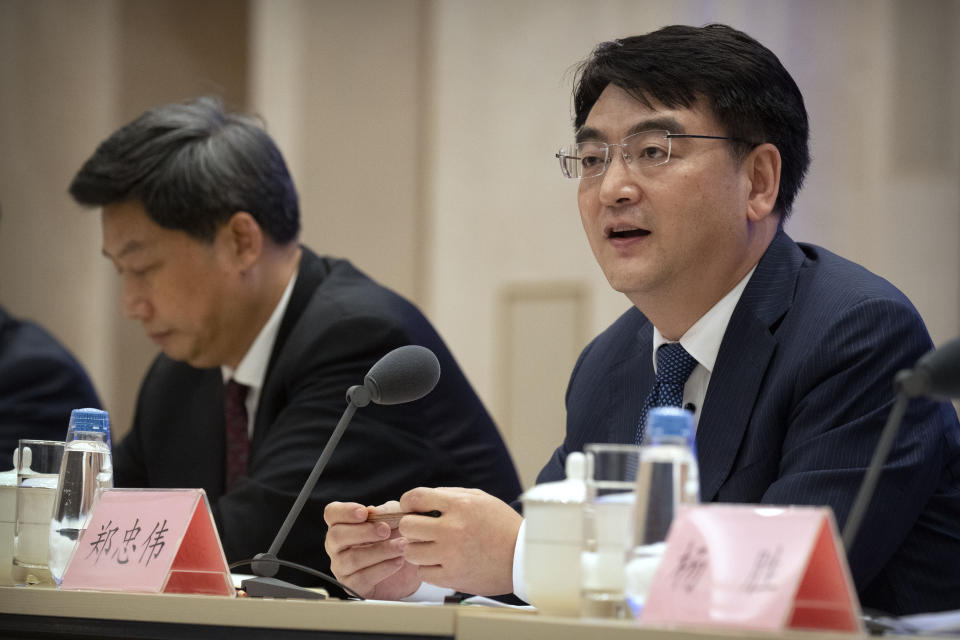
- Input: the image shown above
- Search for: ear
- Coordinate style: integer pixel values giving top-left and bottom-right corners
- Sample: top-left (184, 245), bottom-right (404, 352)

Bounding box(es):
top-left (744, 143), bottom-right (781, 222)
top-left (222, 211), bottom-right (263, 271)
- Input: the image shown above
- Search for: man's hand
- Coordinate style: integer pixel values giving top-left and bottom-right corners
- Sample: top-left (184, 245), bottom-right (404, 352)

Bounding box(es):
top-left (323, 500), bottom-right (422, 600)
top-left (398, 487), bottom-right (522, 596)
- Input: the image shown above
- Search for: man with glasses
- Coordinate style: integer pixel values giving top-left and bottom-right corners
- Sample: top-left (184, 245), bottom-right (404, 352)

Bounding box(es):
top-left (324, 24), bottom-right (960, 614)
top-left (68, 97), bottom-right (521, 588)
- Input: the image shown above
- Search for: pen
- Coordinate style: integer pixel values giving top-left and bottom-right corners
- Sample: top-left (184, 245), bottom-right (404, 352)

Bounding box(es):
top-left (367, 510), bottom-right (441, 526)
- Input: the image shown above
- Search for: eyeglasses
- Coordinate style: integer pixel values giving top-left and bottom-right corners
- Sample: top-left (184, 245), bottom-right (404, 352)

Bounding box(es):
top-left (556, 129), bottom-right (748, 179)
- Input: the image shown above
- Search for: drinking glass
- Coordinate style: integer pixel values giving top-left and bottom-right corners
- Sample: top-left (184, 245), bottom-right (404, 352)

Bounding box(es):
top-left (12, 440), bottom-right (64, 586)
top-left (580, 443), bottom-right (640, 618)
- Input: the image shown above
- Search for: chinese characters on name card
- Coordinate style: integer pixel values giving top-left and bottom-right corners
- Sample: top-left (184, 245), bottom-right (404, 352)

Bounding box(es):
top-left (59, 489), bottom-right (233, 596)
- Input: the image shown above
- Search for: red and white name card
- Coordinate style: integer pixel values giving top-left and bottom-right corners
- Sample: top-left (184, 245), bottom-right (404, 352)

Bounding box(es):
top-left (60, 489), bottom-right (234, 597)
top-left (642, 504), bottom-right (862, 633)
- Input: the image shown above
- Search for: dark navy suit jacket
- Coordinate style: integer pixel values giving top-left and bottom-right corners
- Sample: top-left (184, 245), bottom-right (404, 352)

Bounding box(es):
top-left (0, 307), bottom-right (101, 456)
top-left (537, 230), bottom-right (960, 615)
top-left (114, 248), bottom-right (521, 583)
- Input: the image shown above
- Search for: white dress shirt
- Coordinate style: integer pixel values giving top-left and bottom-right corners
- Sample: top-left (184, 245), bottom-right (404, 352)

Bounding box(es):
top-left (650, 264), bottom-right (757, 430)
top-left (220, 271), bottom-right (298, 438)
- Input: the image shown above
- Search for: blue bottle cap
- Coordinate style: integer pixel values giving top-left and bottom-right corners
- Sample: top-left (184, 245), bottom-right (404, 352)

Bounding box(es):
top-left (646, 406), bottom-right (694, 443)
top-left (68, 408), bottom-right (110, 435)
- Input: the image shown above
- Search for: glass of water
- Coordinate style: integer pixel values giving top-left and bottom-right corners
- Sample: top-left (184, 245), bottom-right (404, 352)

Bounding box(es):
top-left (12, 439), bottom-right (64, 586)
top-left (580, 443), bottom-right (640, 618)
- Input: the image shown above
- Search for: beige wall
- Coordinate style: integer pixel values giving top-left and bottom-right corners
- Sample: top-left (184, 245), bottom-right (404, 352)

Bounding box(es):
top-left (1, 0), bottom-right (957, 488)
top-left (249, 0), bottom-right (428, 303)
top-left (0, 0), bottom-right (249, 441)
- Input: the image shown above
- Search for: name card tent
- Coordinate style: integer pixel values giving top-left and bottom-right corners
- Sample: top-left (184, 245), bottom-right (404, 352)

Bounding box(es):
top-left (642, 504), bottom-right (862, 634)
top-left (60, 489), bottom-right (233, 597)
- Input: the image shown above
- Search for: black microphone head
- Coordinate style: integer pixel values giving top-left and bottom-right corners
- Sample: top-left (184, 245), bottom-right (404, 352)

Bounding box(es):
top-left (913, 336), bottom-right (960, 400)
top-left (364, 345), bottom-right (441, 405)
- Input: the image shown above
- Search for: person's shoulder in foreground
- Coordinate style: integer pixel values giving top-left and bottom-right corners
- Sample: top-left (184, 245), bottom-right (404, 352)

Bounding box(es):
top-left (67, 96), bottom-right (520, 583)
top-left (0, 305), bottom-right (101, 454)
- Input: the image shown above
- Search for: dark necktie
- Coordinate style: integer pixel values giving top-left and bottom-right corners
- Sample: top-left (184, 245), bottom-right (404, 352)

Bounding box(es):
top-left (224, 379), bottom-right (250, 492)
top-left (635, 342), bottom-right (698, 444)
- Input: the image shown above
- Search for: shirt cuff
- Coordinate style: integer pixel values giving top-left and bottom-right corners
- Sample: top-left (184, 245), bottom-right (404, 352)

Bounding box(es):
top-left (512, 518), bottom-right (528, 603)
top-left (400, 581), bottom-right (456, 603)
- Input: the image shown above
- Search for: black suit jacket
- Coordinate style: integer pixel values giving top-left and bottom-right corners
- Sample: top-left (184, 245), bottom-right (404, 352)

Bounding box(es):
top-left (114, 248), bottom-right (521, 581)
top-left (538, 230), bottom-right (960, 615)
top-left (0, 306), bottom-right (101, 456)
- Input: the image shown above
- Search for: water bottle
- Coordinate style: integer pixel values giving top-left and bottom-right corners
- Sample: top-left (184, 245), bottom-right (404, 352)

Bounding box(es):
top-left (624, 407), bottom-right (699, 617)
top-left (48, 408), bottom-right (113, 584)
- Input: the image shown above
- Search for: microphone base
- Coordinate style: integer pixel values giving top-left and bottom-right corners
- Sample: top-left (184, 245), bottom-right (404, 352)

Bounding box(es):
top-left (241, 576), bottom-right (327, 600)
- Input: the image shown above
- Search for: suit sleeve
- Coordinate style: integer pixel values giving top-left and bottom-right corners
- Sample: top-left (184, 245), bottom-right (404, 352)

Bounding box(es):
top-left (759, 296), bottom-right (955, 589)
top-left (0, 321), bottom-right (101, 455)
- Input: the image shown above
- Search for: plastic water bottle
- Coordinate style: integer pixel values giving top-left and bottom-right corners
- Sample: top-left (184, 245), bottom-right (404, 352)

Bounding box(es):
top-left (48, 408), bottom-right (113, 584)
top-left (624, 407), bottom-right (699, 617)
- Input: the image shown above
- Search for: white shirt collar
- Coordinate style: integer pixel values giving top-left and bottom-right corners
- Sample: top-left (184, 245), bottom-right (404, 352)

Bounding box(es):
top-left (221, 270), bottom-right (298, 389)
top-left (652, 265), bottom-right (757, 373)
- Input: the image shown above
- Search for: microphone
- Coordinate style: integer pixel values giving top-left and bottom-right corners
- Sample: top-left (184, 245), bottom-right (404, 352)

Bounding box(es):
top-left (242, 345), bottom-right (441, 599)
top-left (842, 336), bottom-right (960, 552)
top-left (348, 343), bottom-right (443, 406)
top-left (894, 336), bottom-right (960, 400)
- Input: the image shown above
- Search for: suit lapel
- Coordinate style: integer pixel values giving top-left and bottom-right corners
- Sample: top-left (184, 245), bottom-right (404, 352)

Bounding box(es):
top-left (696, 310), bottom-right (776, 501)
top-left (252, 247), bottom-right (330, 449)
top-left (609, 321), bottom-right (655, 445)
top-left (206, 371), bottom-right (228, 493)
top-left (696, 230), bottom-right (804, 502)
top-left (266, 247), bottom-right (329, 377)
top-left (172, 367), bottom-right (227, 494)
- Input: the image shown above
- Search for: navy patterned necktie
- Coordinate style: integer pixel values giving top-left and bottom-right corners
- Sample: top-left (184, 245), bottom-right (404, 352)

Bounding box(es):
top-left (635, 342), bottom-right (698, 444)
top-left (224, 379), bottom-right (250, 492)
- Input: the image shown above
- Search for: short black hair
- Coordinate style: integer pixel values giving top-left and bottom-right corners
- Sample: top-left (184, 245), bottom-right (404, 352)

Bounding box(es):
top-left (573, 24), bottom-right (810, 218)
top-left (69, 97), bottom-right (300, 243)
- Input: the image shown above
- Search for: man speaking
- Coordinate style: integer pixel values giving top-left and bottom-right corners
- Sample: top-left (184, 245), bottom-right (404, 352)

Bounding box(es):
top-left (324, 24), bottom-right (960, 615)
